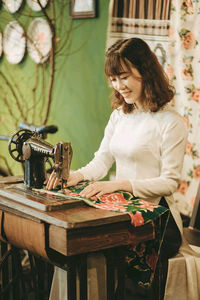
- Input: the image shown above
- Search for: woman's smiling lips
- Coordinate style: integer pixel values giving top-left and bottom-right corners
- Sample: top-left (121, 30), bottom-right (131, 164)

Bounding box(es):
top-left (120, 91), bottom-right (132, 97)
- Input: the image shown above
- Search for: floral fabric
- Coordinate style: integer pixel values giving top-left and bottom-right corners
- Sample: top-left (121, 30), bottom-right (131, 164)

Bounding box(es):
top-left (167, 0), bottom-right (200, 216)
top-left (34, 181), bottom-right (170, 288)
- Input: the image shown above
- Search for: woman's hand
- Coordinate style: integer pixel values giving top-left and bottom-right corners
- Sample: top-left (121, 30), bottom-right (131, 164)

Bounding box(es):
top-left (79, 181), bottom-right (117, 198)
top-left (45, 170), bottom-right (60, 190)
top-left (79, 180), bottom-right (133, 198)
top-left (45, 171), bottom-right (84, 190)
top-left (66, 172), bottom-right (84, 187)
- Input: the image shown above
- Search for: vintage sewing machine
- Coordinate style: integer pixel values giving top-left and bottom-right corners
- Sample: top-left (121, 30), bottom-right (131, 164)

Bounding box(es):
top-left (8, 128), bottom-right (73, 189)
top-left (0, 129), bottom-right (82, 211)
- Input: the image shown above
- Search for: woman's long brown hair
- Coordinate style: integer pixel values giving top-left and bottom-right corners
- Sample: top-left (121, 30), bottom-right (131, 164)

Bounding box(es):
top-left (105, 38), bottom-right (175, 113)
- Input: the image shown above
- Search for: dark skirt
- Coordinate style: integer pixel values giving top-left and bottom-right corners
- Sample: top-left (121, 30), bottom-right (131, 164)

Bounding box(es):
top-left (123, 197), bottom-right (182, 300)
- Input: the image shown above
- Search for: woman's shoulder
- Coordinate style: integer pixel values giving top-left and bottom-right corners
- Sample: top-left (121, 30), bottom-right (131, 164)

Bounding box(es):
top-left (155, 104), bottom-right (188, 135)
top-left (109, 107), bottom-right (123, 121)
top-left (155, 104), bottom-right (184, 123)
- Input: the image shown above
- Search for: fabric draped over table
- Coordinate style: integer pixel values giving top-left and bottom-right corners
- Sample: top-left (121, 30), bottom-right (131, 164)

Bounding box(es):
top-left (34, 181), bottom-right (170, 288)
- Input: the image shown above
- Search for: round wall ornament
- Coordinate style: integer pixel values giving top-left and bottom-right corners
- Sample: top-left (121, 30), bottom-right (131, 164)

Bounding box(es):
top-left (3, 21), bottom-right (26, 64)
top-left (2, 0), bottom-right (23, 13)
top-left (27, 17), bottom-right (52, 64)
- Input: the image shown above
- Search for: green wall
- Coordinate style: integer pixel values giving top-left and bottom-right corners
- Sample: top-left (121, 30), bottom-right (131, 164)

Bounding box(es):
top-left (0, 1), bottom-right (112, 175)
top-left (48, 0), bottom-right (112, 170)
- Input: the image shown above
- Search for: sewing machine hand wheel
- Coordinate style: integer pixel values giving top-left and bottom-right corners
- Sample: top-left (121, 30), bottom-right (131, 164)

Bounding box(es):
top-left (8, 129), bottom-right (34, 162)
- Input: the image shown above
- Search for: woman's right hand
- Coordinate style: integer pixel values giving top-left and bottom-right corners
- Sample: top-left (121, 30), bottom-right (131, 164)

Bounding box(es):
top-left (45, 170), bottom-right (60, 190)
top-left (45, 171), bottom-right (84, 190)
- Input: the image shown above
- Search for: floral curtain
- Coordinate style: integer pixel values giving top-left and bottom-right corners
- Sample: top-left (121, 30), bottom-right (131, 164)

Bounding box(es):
top-left (167, 0), bottom-right (200, 216)
top-left (107, 0), bottom-right (200, 216)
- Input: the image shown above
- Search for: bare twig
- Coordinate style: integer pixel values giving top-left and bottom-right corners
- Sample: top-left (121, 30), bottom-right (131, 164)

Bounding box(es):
top-left (0, 71), bottom-right (27, 122)
top-left (2, 97), bottom-right (18, 127)
top-left (41, 0), bottom-right (56, 125)
top-left (32, 64), bottom-right (39, 123)
top-left (40, 64), bottom-right (46, 123)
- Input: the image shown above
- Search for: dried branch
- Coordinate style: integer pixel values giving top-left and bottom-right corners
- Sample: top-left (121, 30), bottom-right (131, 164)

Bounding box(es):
top-left (37, 0), bottom-right (55, 32)
top-left (0, 71), bottom-right (27, 122)
top-left (42, 0), bottom-right (56, 125)
top-left (1, 0), bottom-right (74, 128)
top-left (31, 64), bottom-right (39, 123)
top-left (2, 97), bottom-right (18, 127)
top-left (41, 64), bottom-right (46, 123)
top-left (9, 72), bottom-right (28, 117)
top-left (55, 19), bottom-right (73, 55)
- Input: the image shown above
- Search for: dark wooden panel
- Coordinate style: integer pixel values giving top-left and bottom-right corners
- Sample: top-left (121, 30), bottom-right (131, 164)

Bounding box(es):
top-left (49, 221), bottom-right (154, 256)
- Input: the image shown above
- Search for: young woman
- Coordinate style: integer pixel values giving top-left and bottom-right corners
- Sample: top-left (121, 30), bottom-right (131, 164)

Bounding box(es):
top-left (47, 38), bottom-right (188, 299)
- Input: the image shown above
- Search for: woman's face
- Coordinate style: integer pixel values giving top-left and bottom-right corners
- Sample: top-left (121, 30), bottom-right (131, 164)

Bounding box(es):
top-left (109, 63), bottom-right (142, 105)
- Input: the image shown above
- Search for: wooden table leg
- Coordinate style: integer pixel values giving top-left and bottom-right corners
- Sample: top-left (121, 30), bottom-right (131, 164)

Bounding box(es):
top-left (14, 248), bottom-right (27, 299)
top-left (67, 256), bottom-right (77, 300)
top-left (116, 247), bottom-right (125, 300)
top-left (48, 248), bottom-right (127, 300)
top-left (0, 241), bottom-right (9, 299)
top-left (0, 243), bottom-right (27, 300)
top-left (104, 248), bottom-right (115, 300)
top-left (103, 246), bottom-right (126, 300)
top-left (77, 254), bottom-right (87, 300)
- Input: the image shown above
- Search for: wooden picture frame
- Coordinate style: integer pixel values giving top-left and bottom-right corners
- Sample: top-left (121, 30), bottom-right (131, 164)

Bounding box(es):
top-left (70, 0), bottom-right (97, 19)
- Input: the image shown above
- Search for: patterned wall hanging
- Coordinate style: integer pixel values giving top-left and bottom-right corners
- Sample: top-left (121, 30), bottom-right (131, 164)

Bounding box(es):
top-left (2, 0), bottom-right (23, 13)
top-left (3, 21), bottom-right (26, 64)
top-left (27, 17), bottom-right (52, 64)
top-left (107, 0), bottom-right (171, 70)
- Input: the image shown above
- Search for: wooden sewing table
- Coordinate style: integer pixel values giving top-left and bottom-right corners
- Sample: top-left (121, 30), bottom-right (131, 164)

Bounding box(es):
top-left (0, 177), bottom-right (154, 300)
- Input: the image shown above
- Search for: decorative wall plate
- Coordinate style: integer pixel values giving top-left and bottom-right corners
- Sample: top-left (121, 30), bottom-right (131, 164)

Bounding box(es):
top-left (0, 31), bottom-right (2, 58)
top-left (3, 21), bottom-right (26, 64)
top-left (27, 0), bottom-right (48, 11)
top-left (27, 18), bottom-right (52, 64)
top-left (2, 0), bottom-right (23, 13)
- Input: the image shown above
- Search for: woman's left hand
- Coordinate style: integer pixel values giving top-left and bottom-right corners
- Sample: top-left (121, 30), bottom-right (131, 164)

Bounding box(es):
top-left (79, 181), bottom-right (118, 199)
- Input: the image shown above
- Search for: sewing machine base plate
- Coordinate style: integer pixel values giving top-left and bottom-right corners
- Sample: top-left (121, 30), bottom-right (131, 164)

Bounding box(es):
top-left (0, 184), bottom-right (84, 211)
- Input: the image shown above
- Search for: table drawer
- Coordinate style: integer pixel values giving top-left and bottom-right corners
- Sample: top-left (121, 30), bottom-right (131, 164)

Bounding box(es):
top-left (49, 221), bottom-right (154, 256)
top-left (3, 212), bottom-right (47, 258)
